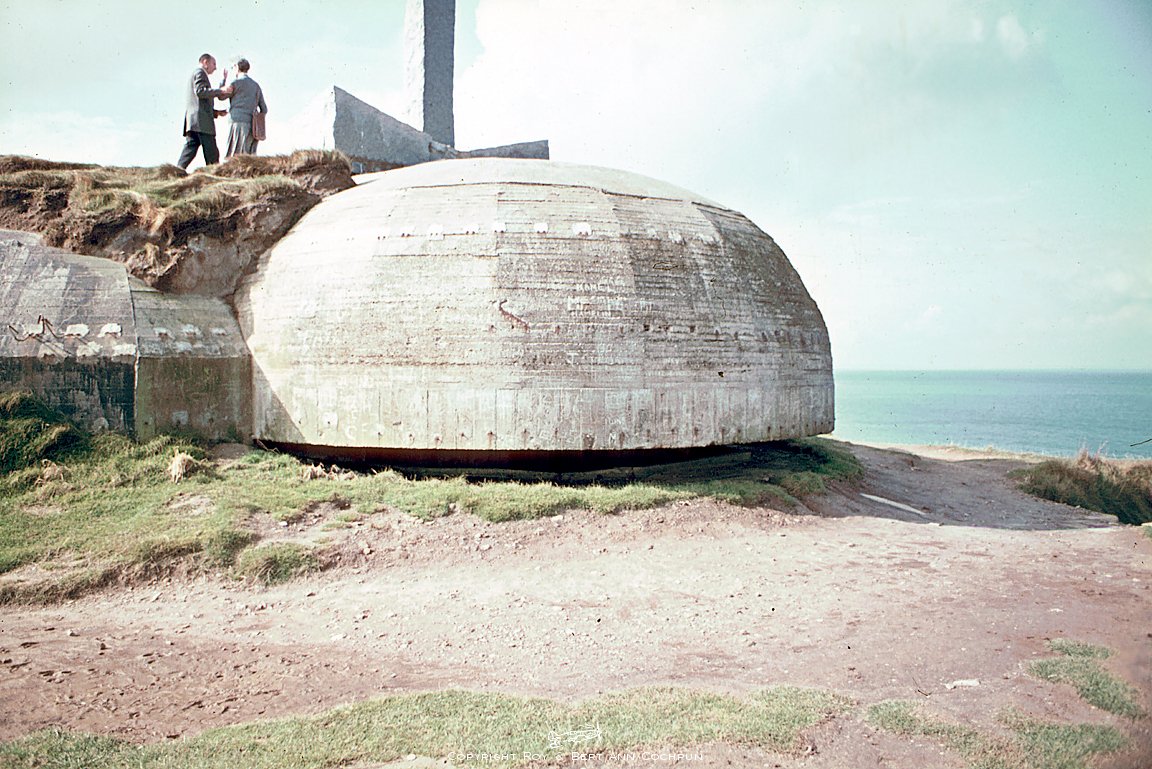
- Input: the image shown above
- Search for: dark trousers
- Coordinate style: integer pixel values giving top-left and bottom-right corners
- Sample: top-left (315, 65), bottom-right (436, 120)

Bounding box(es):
top-left (177, 131), bottom-right (220, 169)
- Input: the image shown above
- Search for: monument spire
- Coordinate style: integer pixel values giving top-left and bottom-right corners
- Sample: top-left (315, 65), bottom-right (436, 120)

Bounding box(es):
top-left (405, 0), bottom-right (455, 147)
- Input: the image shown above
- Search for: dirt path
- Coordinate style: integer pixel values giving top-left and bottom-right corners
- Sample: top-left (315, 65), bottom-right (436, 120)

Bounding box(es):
top-left (2, 442), bottom-right (1150, 767)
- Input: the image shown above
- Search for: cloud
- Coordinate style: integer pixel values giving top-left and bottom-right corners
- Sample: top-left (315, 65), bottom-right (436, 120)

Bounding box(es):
top-left (996, 14), bottom-right (1042, 59)
top-left (912, 304), bottom-right (945, 327)
top-left (0, 111), bottom-right (163, 166)
top-left (452, 0), bottom-right (1058, 221)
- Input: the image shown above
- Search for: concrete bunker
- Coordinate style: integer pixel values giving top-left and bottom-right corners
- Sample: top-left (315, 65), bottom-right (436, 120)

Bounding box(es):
top-left (235, 158), bottom-right (833, 463)
top-left (1, 233), bottom-right (250, 442)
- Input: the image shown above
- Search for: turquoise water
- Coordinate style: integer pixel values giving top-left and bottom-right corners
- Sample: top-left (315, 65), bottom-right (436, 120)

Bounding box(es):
top-left (830, 370), bottom-right (1152, 458)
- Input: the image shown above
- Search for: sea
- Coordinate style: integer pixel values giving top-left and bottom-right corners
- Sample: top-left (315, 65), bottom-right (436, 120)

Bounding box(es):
top-left (830, 370), bottom-right (1152, 459)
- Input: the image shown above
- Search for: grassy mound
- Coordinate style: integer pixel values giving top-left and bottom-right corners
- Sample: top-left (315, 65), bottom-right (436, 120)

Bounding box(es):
top-left (0, 150), bottom-right (353, 281)
top-left (1016, 450), bottom-right (1152, 525)
top-left (0, 150), bottom-right (350, 234)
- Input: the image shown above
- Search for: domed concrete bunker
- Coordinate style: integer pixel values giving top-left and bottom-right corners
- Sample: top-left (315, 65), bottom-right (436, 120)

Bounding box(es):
top-left (236, 158), bottom-right (833, 463)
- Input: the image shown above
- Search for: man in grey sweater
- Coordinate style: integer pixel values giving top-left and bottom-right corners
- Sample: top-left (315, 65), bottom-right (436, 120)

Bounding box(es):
top-left (223, 58), bottom-right (268, 158)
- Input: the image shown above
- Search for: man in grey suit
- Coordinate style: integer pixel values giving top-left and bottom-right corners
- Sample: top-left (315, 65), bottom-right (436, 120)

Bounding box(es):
top-left (176, 53), bottom-right (230, 169)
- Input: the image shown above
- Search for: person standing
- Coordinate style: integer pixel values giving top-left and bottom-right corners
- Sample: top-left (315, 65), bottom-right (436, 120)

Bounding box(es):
top-left (176, 53), bottom-right (229, 169)
top-left (223, 58), bottom-right (268, 158)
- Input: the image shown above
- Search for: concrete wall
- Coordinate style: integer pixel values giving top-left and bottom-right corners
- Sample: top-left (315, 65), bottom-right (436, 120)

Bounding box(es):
top-left (1, 236), bottom-right (137, 432)
top-left (131, 289), bottom-right (251, 441)
top-left (237, 159), bottom-right (833, 453)
top-left (1, 232), bottom-right (251, 442)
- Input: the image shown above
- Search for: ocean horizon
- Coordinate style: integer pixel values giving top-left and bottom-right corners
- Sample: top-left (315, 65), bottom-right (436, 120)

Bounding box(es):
top-left (828, 369), bottom-right (1152, 459)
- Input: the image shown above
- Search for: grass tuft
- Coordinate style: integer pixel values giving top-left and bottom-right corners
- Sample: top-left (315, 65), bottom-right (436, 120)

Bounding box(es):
top-left (1045, 639), bottom-right (1113, 660)
top-left (1028, 640), bottom-right (1144, 719)
top-left (1015, 450), bottom-right (1152, 525)
top-left (210, 148), bottom-right (352, 178)
top-left (234, 542), bottom-right (319, 585)
top-left (1001, 711), bottom-right (1128, 769)
top-left (867, 700), bottom-right (1020, 767)
top-left (0, 156), bottom-right (96, 174)
top-left (867, 700), bottom-right (1127, 769)
top-left (0, 390), bottom-right (88, 474)
top-left (0, 151), bottom-right (352, 277)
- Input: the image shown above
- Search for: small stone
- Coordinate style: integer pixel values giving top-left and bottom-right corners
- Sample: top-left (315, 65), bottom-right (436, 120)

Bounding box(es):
top-left (945, 679), bottom-right (980, 689)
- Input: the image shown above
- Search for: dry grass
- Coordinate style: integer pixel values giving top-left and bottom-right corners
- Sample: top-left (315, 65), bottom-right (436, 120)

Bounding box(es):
top-left (167, 451), bottom-right (205, 483)
top-left (0, 156), bottom-right (96, 174)
top-left (1016, 450), bottom-right (1152, 525)
top-left (55, 162), bottom-right (303, 233)
top-left (299, 463), bottom-right (358, 481)
top-left (209, 148), bottom-right (351, 179)
top-left (0, 150), bottom-right (350, 248)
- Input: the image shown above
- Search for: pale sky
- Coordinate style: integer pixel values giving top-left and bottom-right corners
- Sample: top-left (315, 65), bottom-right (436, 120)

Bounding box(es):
top-left (2, 0), bottom-right (1149, 371)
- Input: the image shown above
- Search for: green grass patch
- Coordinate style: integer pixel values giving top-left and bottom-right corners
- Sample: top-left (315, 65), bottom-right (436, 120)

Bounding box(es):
top-left (234, 542), bottom-right (319, 585)
top-left (1045, 639), bottom-right (1113, 660)
top-left (0, 389), bottom-right (88, 474)
top-left (356, 471), bottom-right (691, 522)
top-left (0, 433), bottom-right (249, 600)
top-left (0, 686), bottom-right (850, 769)
top-left (1028, 640), bottom-right (1145, 719)
top-left (867, 700), bottom-right (1020, 768)
top-left (1, 394), bottom-right (862, 601)
top-left (867, 700), bottom-right (1127, 769)
top-left (1015, 451), bottom-right (1152, 525)
top-left (1001, 711), bottom-right (1128, 769)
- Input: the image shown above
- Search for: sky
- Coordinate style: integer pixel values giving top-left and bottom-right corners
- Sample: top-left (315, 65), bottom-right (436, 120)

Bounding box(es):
top-left (1, 0), bottom-right (1149, 371)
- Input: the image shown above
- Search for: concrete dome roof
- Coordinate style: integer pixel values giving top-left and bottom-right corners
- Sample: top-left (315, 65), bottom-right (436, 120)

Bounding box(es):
top-left (236, 158), bottom-right (832, 456)
top-left (354, 158), bottom-right (724, 207)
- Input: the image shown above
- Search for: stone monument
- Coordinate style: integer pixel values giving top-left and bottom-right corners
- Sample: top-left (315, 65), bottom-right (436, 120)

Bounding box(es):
top-left (293, 0), bottom-right (548, 173)
top-left (405, 0), bottom-right (456, 147)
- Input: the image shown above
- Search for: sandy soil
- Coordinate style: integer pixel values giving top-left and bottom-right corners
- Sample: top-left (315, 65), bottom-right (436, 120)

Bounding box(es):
top-left (1, 441), bottom-right (1150, 768)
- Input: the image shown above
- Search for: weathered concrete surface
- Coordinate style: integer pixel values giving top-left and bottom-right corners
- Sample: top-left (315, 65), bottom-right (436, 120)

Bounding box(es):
top-left (236, 159), bottom-right (833, 453)
top-left (328, 87), bottom-right (455, 172)
top-left (131, 288), bottom-right (250, 441)
top-left (1, 234), bottom-right (137, 432)
top-left (1, 231), bottom-right (250, 440)
top-left (405, 0), bottom-right (456, 147)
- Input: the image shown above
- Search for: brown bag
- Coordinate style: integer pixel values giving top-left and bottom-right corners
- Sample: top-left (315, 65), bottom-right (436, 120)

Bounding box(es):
top-left (252, 111), bottom-right (266, 142)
